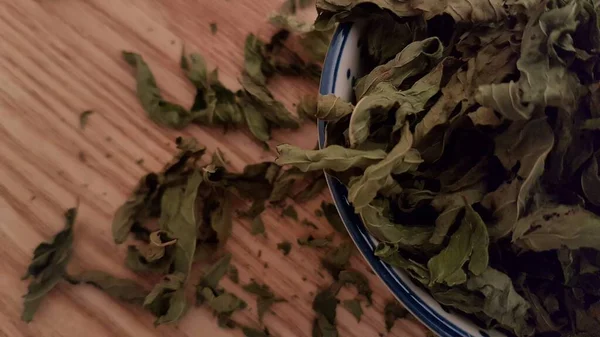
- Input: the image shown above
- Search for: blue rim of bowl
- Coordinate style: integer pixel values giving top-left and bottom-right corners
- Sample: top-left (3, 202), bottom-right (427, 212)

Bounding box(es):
top-left (318, 23), bottom-right (469, 337)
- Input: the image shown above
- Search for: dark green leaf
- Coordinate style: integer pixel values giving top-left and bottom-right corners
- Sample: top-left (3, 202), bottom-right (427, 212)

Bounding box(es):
top-left (301, 219), bottom-right (319, 229)
top-left (338, 270), bottom-right (372, 304)
top-left (313, 285), bottom-right (338, 325)
top-left (111, 174), bottom-right (161, 244)
top-left (243, 326), bottom-right (272, 337)
top-left (321, 242), bottom-right (353, 279)
top-left (22, 208), bottom-right (77, 322)
top-left (384, 300), bottom-right (408, 331)
top-left (197, 253), bottom-right (232, 304)
top-left (242, 280), bottom-right (285, 322)
top-left (250, 216), bottom-right (266, 236)
top-left (312, 314), bottom-right (338, 337)
top-left (79, 110), bottom-right (93, 129)
top-left (277, 241), bottom-right (292, 255)
top-left (159, 170), bottom-right (202, 276)
top-left (342, 299), bottom-right (363, 322)
top-left (298, 235), bottom-right (332, 248)
top-left (227, 265), bottom-right (239, 284)
top-left (282, 205), bottom-right (298, 221)
top-left (320, 202), bottom-right (346, 234)
top-left (240, 75), bottom-right (300, 130)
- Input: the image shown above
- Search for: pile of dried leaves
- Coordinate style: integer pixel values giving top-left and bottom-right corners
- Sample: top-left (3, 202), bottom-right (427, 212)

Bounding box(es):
top-left (19, 2), bottom-right (406, 337)
top-left (277, 0), bottom-right (600, 336)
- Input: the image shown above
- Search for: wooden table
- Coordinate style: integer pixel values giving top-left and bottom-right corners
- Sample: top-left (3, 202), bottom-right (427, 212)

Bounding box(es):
top-left (0, 1), bottom-right (427, 336)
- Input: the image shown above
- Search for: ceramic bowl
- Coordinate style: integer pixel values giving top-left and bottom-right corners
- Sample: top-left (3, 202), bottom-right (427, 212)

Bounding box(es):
top-left (318, 23), bottom-right (506, 337)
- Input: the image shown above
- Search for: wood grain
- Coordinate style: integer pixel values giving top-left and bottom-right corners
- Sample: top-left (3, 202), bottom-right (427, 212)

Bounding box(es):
top-left (0, 0), bottom-right (427, 336)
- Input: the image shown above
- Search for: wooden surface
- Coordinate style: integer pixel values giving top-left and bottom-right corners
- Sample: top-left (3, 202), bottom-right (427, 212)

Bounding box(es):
top-left (0, 1), bottom-right (427, 336)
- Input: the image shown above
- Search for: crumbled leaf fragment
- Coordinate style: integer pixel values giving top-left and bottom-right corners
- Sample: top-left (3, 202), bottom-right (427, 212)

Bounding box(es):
top-left (282, 205), bottom-right (298, 221)
top-left (277, 241), bottom-right (292, 255)
top-left (250, 216), bottom-right (266, 236)
top-left (79, 110), bottom-right (94, 129)
top-left (342, 299), bottom-right (363, 322)
top-left (384, 300), bottom-right (408, 331)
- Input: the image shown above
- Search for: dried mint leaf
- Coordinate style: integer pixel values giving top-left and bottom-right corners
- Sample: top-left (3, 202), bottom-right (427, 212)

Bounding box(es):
top-left (69, 270), bottom-right (148, 304)
top-left (122, 51), bottom-right (192, 129)
top-left (22, 208), bottom-right (77, 322)
top-left (197, 253), bottom-right (232, 304)
top-left (512, 204), bottom-right (600, 251)
top-left (276, 144), bottom-right (387, 172)
top-left (466, 268), bottom-right (534, 336)
top-left (143, 273), bottom-right (187, 325)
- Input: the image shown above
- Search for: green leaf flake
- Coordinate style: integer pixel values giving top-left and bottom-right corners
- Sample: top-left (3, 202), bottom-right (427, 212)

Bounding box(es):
top-left (320, 201), bottom-right (346, 234)
top-left (79, 110), bottom-right (94, 129)
top-left (282, 205), bottom-right (298, 221)
top-left (227, 265), bottom-right (239, 284)
top-left (342, 299), bottom-right (363, 322)
top-left (384, 300), bottom-right (408, 331)
top-left (298, 235), bottom-right (332, 248)
top-left (250, 215), bottom-right (266, 236)
top-left (338, 270), bottom-right (372, 304)
top-left (242, 280), bottom-right (285, 322)
top-left (313, 285), bottom-right (338, 326)
top-left (277, 241), bottom-right (292, 255)
top-left (242, 326), bottom-right (272, 337)
top-left (321, 242), bottom-right (353, 279)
